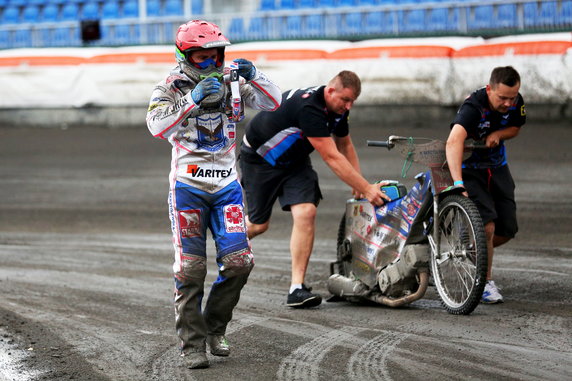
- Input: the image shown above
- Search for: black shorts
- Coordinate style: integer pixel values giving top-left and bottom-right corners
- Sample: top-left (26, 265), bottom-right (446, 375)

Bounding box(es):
top-left (238, 147), bottom-right (322, 224)
top-left (463, 164), bottom-right (518, 238)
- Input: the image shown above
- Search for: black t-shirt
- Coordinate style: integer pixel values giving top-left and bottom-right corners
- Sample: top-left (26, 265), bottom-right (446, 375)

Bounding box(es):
top-left (244, 86), bottom-right (349, 167)
top-left (451, 87), bottom-right (526, 168)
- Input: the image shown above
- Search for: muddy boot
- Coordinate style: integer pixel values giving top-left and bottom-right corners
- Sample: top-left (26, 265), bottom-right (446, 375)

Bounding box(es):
top-left (181, 351), bottom-right (209, 369)
top-left (207, 335), bottom-right (230, 356)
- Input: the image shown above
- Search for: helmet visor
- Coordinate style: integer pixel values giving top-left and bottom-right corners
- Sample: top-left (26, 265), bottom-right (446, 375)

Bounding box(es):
top-left (176, 47), bottom-right (225, 70)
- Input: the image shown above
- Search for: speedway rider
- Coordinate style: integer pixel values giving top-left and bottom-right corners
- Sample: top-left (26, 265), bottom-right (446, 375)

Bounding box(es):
top-left (146, 20), bottom-right (281, 369)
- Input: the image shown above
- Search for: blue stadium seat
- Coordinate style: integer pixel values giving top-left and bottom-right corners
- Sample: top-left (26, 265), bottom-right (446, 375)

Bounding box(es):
top-left (191, 0), bottom-right (202, 14)
top-left (147, 0), bottom-right (161, 16)
top-left (537, 1), bottom-right (557, 26)
top-left (0, 0), bottom-right (8, 7)
top-left (560, 0), bottom-right (572, 24)
top-left (1, 6), bottom-right (20, 24)
top-left (472, 5), bottom-right (493, 29)
top-left (0, 30), bottom-right (10, 49)
top-left (342, 12), bottom-right (361, 34)
top-left (47, 0), bottom-right (66, 4)
top-left (305, 14), bottom-right (323, 37)
top-left (53, 25), bottom-right (80, 46)
top-left (8, 0), bottom-right (27, 6)
top-left (282, 15), bottom-right (302, 38)
top-left (259, 0), bottom-right (276, 10)
top-left (22, 4), bottom-right (40, 22)
top-left (164, 0), bottom-right (181, 16)
top-left (81, 1), bottom-right (99, 20)
top-left (318, 0), bottom-right (336, 7)
top-left (248, 17), bottom-right (268, 40)
top-left (402, 9), bottom-right (425, 32)
top-left (29, 0), bottom-right (48, 5)
top-left (298, 0), bottom-right (315, 8)
top-left (40, 3), bottom-right (58, 22)
top-left (13, 29), bottom-right (32, 48)
top-left (497, 3), bottom-right (517, 28)
top-left (101, 1), bottom-right (120, 19)
top-left (523, 2), bottom-right (537, 26)
top-left (228, 17), bottom-right (244, 40)
top-left (123, 0), bottom-right (138, 18)
top-left (60, 3), bottom-right (79, 21)
top-left (358, 0), bottom-right (377, 5)
top-left (364, 11), bottom-right (394, 34)
top-left (280, 0), bottom-right (295, 10)
top-left (338, 0), bottom-right (357, 6)
top-left (428, 7), bottom-right (448, 31)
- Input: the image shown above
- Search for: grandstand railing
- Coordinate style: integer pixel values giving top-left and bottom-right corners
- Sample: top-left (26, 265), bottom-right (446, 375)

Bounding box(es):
top-left (0, 0), bottom-right (570, 49)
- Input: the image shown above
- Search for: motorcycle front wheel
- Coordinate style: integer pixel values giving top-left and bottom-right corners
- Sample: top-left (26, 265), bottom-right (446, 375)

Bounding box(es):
top-left (430, 195), bottom-right (487, 315)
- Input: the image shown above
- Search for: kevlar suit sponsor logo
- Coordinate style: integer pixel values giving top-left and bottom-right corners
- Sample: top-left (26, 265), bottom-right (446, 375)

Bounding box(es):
top-left (179, 209), bottom-right (201, 238)
top-left (193, 114), bottom-right (226, 152)
top-left (186, 165), bottom-right (232, 178)
top-left (224, 204), bottom-right (245, 233)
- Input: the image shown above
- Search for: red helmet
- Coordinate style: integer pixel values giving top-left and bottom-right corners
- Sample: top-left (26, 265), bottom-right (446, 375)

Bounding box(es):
top-left (175, 20), bottom-right (231, 82)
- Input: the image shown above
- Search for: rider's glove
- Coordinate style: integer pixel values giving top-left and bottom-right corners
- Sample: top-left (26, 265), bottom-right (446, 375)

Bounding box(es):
top-left (234, 58), bottom-right (256, 81)
top-left (191, 77), bottom-right (222, 105)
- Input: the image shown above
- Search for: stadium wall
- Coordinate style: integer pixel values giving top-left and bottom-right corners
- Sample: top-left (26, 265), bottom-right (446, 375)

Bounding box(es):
top-left (0, 32), bottom-right (570, 127)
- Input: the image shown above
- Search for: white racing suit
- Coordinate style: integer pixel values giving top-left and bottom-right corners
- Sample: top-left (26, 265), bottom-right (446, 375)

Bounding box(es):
top-left (147, 66), bottom-right (281, 355)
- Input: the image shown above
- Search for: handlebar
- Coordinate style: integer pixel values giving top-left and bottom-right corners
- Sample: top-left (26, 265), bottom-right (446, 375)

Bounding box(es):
top-left (367, 140), bottom-right (393, 149)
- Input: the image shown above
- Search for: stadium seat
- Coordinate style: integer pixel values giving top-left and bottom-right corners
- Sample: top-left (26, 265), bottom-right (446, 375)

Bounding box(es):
top-left (29, 0), bottom-right (48, 5)
top-left (523, 2), bottom-right (537, 26)
top-left (164, 0), bottom-right (181, 16)
top-left (560, 1), bottom-right (572, 24)
top-left (338, 0), bottom-right (357, 7)
top-left (342, 12), bottom-right (362, 34)
top-left (537, 1), bottom-right (557, 26)
top-left (364, 11), bottom-right (394, 34)
top-left (497, 3), bottom-right (517, 28)
top-left (53, 25), bottom-right (80, 46)
top-left (305, 14), bottom-right (323, 37)
top-left (259, 0), bottom-right (275, 11)
top-left (101, 1), bottom-right (120, 19)
top-left (472, 5), bottom-right (493, 29)
top-left (40, 3), bottom-right (58, 22)
top-left (280, 0), bottom-right (295, 10)
top-left (60, 3), bottom-right (79, 21)
top-left (0, 0), bottom-right (8, 7)
top-left (81, 1), bottom-right (99, 20)
top-left (248, 17), bottom-right (268, 40)
top-left (146, 0), bottom-right (161, 16)
top-left (8, 0), bottom-right (27, 7)
top-left (428, 7), bottom-right (448, 31)
top-left (123, 0), bottom-right (138, 18)
top-left (0, 30), bottom-right (10, 49)
top-left (318, 0), bottom-right (336, 7)
top-left (191, 0), bottom-right (202, 14)
top-left (282, 15), bottom-right (302, 38)
top-left (298, 0), bottom-right (315, 8)
top-left (228, 17), bottom-right (244, 40)
top-left (1, 6), bottom-right (20, 24)
top-left (22, 4), bottom-right (40, 22)
top-left (402, 8), bottom-right (425, 32)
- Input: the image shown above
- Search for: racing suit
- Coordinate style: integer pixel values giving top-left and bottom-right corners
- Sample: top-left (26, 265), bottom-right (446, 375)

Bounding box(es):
top-left (146, 66), bottom-right (281, 355)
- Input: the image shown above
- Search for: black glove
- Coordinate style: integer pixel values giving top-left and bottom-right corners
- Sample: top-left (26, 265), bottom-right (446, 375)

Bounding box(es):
top-left (234, 58), bottom-right (256, 81)
top-left (191, 77), bottom-right (222, 105)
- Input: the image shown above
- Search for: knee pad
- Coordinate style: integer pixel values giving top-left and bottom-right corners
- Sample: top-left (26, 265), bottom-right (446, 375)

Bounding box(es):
top-left (175, 254), bottom-right (207, 284)
top-left (219, 248), bottom-right (254, 278)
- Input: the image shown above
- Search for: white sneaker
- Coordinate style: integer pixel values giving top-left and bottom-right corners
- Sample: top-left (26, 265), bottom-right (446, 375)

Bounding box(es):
top-left (481, 280), bottom-right (504, 304)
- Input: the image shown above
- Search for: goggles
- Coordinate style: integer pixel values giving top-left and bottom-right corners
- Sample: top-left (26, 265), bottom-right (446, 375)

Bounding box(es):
top-left (176, 47), bottom-right (224, 70)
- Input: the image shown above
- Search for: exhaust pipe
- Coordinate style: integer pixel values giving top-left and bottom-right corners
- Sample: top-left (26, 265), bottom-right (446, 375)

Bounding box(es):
top-left (367, 271), bottom-right (429, 307)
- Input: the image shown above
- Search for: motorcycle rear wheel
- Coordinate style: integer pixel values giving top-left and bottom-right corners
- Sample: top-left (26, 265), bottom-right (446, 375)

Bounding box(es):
top-left (335, 215), bottom-right (352, 276)
top-left (431, 195), bottom-right (487, 315)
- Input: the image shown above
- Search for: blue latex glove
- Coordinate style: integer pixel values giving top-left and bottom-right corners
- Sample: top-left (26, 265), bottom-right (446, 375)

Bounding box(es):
top-left (234, 58), bottom-right (256, 81)
top-left (191, 77), bottom-right (222, 104)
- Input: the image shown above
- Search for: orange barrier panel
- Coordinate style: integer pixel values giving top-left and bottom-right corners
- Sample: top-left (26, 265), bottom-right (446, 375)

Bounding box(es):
top-left (0, 41), bottom-right (570, 67)
top-left (329, 45), bottom-right (454, 59)
top-left (454, 40), bottom-right (572, 57)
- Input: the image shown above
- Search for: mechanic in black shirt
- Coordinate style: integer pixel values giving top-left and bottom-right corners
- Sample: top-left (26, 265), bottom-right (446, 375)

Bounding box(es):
top-left (239, 71), bottom-right (390, 308)
top-left (446, 66), bottom-right (526, 304)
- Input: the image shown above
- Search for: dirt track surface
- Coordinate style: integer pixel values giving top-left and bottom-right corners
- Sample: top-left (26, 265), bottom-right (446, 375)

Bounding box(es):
top-left (1, 119), bottom-right (571, 380)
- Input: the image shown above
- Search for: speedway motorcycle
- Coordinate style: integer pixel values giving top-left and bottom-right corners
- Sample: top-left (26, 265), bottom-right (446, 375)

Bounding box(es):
top-left (328, 136), bottom-right (487, 315)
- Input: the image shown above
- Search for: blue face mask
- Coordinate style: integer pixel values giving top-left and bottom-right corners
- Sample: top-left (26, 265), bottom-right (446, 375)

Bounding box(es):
top-left (196, 58), bottom-right (217, 69)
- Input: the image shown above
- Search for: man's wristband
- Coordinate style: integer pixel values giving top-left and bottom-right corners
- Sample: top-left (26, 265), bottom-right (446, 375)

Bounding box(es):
top-left (454, 180), bottom-right (464, 186)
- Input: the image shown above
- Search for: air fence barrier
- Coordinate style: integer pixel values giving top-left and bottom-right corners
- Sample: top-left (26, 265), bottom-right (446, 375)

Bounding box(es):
top-left (0, 32), bottom-right (570, 127)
